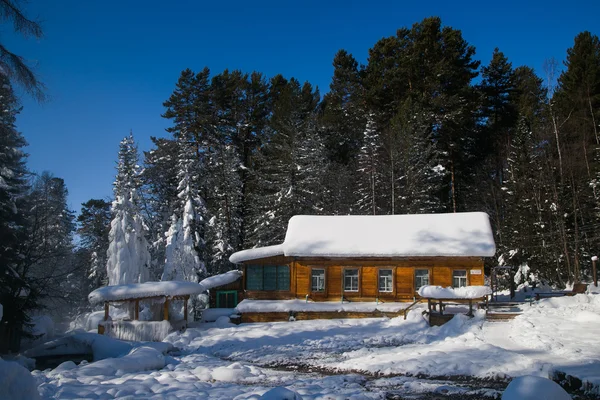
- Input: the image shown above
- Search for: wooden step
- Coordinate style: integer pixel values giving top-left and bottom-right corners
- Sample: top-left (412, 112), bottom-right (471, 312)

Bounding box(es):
top-left (485, 312), bottom-right (521, 320)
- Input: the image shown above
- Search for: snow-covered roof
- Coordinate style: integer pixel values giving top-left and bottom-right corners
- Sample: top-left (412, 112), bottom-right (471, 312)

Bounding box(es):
top-left (229, 244), bottom-right (285, 264)
top-left (417, 285), bottom-right (492, 299)
top-left (88, 281), bottom-right (206, 304)
top-left (199, 270), bottom-right (242, 290)
top-left (229, 212), bottom-right (496, 263)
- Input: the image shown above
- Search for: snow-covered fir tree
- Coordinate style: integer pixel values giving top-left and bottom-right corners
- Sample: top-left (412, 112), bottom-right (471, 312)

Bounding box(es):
top-left (390, 100), bottom-right (446, 214)
top-left (246, 77), bottom-right (325, 246)
top-left (356, 114), bottom-right (385, 215)
top-left (161, 136), bottom-right (207, 282)
top-left (142, 137), bottom-right (180, 280)
top-left (205, 143), bottom-right (243, 275)
top-left (0, 75), bottom-right (36, 338)
top-left (106, 133), bottom-right (151, 285)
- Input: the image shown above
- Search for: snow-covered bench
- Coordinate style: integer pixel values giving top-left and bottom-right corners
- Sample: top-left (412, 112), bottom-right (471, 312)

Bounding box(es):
top-left (417, 285), bottom-right (492, 325)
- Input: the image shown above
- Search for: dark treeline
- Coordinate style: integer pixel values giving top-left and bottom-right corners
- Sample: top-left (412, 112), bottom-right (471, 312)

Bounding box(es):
top-left (130, 17), bottom-right (599, 288)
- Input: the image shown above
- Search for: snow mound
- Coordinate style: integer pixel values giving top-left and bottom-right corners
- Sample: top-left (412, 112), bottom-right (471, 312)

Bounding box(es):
top-left (25, 332), bottom-right (173, 361)
top-left (78, 346), bottom-right (165, 376)
top-left (502, 376), bottom-right (570, 400)
top-left (260, 386), bottom-right (302, 399)
top-left (211, 362), bottom-right (254, 381)
top-left (571, 310), bottom-right (600, 323)
top-left (88, 280), bottom-right (206, 304)
top-left (48, 361), bottom-right (77, 377)
top-left (201, 308), bottom-right (237, 322)
top-left (418, 285), bottom-right (491, 299)
top-left (0, 359), bottom-right (41, 400)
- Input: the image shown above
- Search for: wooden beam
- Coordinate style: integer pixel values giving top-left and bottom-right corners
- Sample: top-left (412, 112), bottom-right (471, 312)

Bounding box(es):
top-left (134, 300), bottom-right (139, 320)
top-left (184, 295), bottom-right (189, 322)
top-left (163, 297), bottom-right (169, 321)
top-left (104, 302), bottom-right (109, 321)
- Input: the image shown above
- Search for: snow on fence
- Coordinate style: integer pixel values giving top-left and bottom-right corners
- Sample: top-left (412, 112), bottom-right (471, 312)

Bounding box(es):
top-left (100, 320), bottom-right (173, 342)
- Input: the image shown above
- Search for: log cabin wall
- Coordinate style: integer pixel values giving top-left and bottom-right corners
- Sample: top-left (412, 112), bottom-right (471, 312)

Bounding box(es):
top-left (242, 257), bottom-right (485, 302)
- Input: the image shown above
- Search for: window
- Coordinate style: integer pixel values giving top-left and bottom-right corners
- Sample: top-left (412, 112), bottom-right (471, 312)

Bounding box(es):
top-left (311, 269), bottom-right (325, 292)
top-left (246, 265), bottom-right (290, 291)
top-left (453, 270), bottom-right (467, 288)
top-left (216, 291), bottom-right (238, 308)
top-left (344, 269), bottom-right (359, 292)
top-left (378, 269), bottom-right (393, 292)
top-left (415, 269), bottom-right (429, 290)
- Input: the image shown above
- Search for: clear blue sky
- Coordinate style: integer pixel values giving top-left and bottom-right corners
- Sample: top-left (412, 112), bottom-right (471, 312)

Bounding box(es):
top-left (5, 0), bottom-right (599, 212)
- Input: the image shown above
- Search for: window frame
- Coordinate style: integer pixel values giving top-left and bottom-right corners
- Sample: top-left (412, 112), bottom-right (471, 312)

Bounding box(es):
top-left (343, 268), bottom-right (360, 293)
top-left (452, 269), bottom-right (468, 288)
top-left (414, 268), bottom-right (431, 292)
top-left (310, 267), bottom-right (326, 294)
top-left (245, 264), bottom-right (290, 292)
top-left (378, 268), bottom-right (394, 294)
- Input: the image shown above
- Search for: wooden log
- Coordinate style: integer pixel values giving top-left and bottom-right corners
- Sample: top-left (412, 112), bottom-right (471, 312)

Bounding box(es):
top-left (184, 295), bottom-right (189, 322)
top-left (134, 300), bottom-right (139, 320)
top-left (104, 302), bottom-right (109, 321)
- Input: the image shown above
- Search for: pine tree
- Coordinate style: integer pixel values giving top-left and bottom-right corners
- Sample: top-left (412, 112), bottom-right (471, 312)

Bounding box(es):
top-left (390, 99), bottom-right (446, 214)
top-left (0, 75), bottom-right (35, 344)
top-left (77, 199), bottom-right (111, 289)
top-left (106, 133), bottom-right (151, 285)
top-left (21, 173), bottom-right (76, 312)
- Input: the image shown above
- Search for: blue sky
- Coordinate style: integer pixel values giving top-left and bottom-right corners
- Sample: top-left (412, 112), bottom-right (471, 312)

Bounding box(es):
top-left (5, 0), bottom-right (599, 212)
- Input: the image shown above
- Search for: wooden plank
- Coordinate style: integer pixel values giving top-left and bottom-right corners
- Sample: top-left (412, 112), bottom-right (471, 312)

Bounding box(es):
top-left (361, 266), bottom-right (378, 298)
top-left (396, 267), bottom-right (414, 296)
top-left (296, 263), bottom-right (310, 296)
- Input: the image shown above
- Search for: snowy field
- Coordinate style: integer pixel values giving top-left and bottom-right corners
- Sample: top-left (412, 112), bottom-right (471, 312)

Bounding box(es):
top-left (16, 293), bottom-right (600, 399)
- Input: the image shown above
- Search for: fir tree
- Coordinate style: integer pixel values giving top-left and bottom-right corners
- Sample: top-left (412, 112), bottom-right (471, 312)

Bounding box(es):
top-left (0, 75), bottom-right (35, 344)
top-left (106, 133), bottom-right (151, 285)
top-left (77, 199), bottom-right (111, 289)
top-left (356, 114), bottom-right (385, 215)
top-left (161, 137), bottom-right (207, 282)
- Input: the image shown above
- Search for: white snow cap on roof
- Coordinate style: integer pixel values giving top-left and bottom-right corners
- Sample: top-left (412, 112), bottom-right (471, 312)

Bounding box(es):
top-left (88, 281), bottom-right (206, 304)
top-left (230, 212), bottom-right (495, 263)
top-left (88, 271), bottom-right (243, 304)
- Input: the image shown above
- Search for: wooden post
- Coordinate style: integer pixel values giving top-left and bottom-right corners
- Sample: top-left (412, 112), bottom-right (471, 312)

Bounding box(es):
top-left (439, 300), bottom-right (443, 315)
top-left (593, 256), bottom-right (598, 287)
top-left (184, 295), bottom-right (189, 322)
top-left (134, 300), bottom-right (139, 320)
top-left (467, 299), bottom-right (473, 317)
top-left (163, 297), bottom-right (169, 321)
top-left (104, 302), bottom-right (109, 321)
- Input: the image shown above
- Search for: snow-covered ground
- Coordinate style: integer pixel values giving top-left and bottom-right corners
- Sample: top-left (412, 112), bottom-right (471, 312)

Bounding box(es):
top-left (27, 293), bottom-right (600, 399)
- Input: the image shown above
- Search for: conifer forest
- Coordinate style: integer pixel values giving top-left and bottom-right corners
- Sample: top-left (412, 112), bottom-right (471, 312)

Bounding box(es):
top-left (2, 16), bottom-right (600, 330)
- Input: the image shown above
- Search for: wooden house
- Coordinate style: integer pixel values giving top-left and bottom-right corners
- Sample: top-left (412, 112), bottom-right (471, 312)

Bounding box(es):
top-left (230, 212), bottom-right (495, 304)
